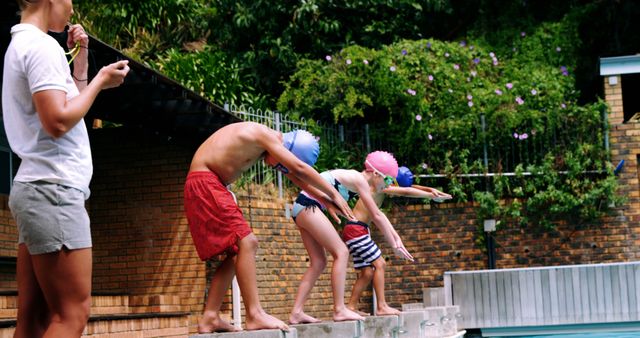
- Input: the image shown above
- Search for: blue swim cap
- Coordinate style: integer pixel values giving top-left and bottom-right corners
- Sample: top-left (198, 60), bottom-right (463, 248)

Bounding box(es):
top-left (397, 166), bottom-right (414, 187)
top-left (282, 130), bottom-right (320, 166)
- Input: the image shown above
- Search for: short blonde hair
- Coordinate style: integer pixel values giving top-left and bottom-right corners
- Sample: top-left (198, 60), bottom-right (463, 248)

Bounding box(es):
top-left (16, 0), bottom-right (38, 11)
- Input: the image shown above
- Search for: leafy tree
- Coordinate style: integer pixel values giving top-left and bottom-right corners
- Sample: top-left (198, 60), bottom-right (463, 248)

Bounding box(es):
top-left (278, 19), bottom-right (623, 230)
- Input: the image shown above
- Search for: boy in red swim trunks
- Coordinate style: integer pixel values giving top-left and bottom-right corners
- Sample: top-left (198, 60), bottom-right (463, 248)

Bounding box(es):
top-left (184, 121), bottom-right (355, 333)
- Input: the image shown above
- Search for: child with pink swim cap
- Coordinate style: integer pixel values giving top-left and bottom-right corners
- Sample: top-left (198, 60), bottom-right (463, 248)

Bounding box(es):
top-left (345, 164), bottom-right (451, 315)
top-left (288, 151), bottom-right (414, 324)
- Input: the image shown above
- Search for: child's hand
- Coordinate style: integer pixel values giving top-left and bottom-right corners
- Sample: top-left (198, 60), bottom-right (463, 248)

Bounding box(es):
top-left (393, 243), bottom-right (414, 262)
top-left (432, 190), bottom-right (452, 202)
top-left (324, 201), bottom-right (342, 223)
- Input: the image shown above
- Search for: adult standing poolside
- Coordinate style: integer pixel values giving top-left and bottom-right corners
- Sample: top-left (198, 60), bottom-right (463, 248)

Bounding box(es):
top-left (2, 0), bottom-right (129, 336)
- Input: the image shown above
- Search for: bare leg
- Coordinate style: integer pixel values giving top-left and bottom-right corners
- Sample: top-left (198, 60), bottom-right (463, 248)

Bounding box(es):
top-left (293, 210), bottom-right (364, 322)
top-left (289, 225), bottom-right (326, 324)
top-left (235, 234), bottom-right (288, 331)
top-left (198, 256), bottom-right (241, 333)
top-left (371, 258), bottom-right (400, 316)
top-left (14, 244), bottom-right (48, 338)
top-left (347, 267), bottom-right (374, 316)
top-left (29, 247), bottom-right (92, 338)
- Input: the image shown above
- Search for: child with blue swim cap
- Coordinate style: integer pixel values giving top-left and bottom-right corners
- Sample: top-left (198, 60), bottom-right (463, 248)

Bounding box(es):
top-left (346, 165), bottom-right (451, 315)
top-left (184, 121), bottom-right (355, 333)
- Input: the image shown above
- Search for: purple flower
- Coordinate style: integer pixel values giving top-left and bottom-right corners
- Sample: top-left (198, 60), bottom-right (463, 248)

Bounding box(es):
top-left (513, 133), bottom-right (519, 139)
top-left (506, 83), bottom-right (513, 89)
top-left (407, 89), bottom-right (417, 96)
top-left (531, 89), bottom-right (537, 95)
top-left (561, 103), bottom-right (566, 109)
top-left (415, 114), bottom-right (422, 121)
top-left (459, 40), bottom-right (467, 47)
top-left (515, 97), bottom-right (524, 105)
top-left (473, 58), bottom-right (480, 64)
top-left (315, 136), bottom-right (320, 141)
top-left (453, 64), bottom-right (460, 70)
top-left (444, 52), bottom-right (450, 58)
top-left (325, 55), bottom-right (332, 61)
top-left (346, 59), bottom-right (352, 65)
top-left (428, 75), bottom-right (434, 81)
top-left (493, 59), bottom-right (499, 66)
top-left (363, 59), bottom-right (369, 65)
top-left (495, 89), bottom-right (503, 95)
top-left (468, 101), bottom-right (474, 107)
top-left (428, 134), bottom-right (433, 140)
top-left (560, 66), bottom-right (569, 76)
top-left (521, 31), bottom-right (526, 37)
top-left (402, 49), bottom-right (408, 56)
top-left (519, 133), bottom-right (529, 140)
top-left (426, 42), bottom-right (432, 49)
top-left (556, 47), bottom-right (562, 52)
top-left (467, 94), bottom-right (473, 100)
top-left (489, 52), bottom-right (495, 58)
top-left (390, 66), bottom-right (396, 72)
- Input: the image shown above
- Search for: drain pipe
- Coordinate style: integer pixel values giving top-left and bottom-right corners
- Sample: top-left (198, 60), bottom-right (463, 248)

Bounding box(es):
top-left (232, 277), bottom-right (241, 328)
top-left (229, 190), bottom-right (242, 328)
top-left (372, 286), bottom-right (377, 315)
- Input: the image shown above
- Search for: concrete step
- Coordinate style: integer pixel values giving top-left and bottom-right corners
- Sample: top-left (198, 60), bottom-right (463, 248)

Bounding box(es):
top-left (0, 312), bottom-right (190, 338)
top-left (292, 315), bottom-right (402, 338)
top-left (422, 287), bottom-right (446, 307)
top-left (400, 305), bottom-right (462, 337)
top-left (191, 328), bottom-right (297, 338)
top-left (292, 320), bottom-right (359, 338)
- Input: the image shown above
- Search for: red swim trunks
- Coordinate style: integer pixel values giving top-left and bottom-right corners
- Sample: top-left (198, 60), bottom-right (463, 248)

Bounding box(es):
top-left (184, 171), bottom-right (252, 261)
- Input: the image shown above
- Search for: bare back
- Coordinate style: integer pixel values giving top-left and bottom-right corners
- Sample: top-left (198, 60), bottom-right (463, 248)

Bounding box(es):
top-left (189, 122), bottom-right (276, 185)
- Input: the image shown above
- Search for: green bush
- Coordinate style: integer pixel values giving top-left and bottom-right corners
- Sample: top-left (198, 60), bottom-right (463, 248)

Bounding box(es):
top-left (278, 20), bottom-right (622, 230)
top-left (149, 47), bottom-right (267, 107)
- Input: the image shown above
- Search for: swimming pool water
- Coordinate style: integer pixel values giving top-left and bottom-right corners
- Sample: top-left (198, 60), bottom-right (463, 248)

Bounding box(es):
top-left (519, 331), bottom-right (640, 338)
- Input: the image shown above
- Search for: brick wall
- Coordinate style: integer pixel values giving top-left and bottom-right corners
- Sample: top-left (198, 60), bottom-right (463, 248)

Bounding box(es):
top-left (0, 194), bottom-right (17, 291)
top-left (88, 128), bottom-right (205, 330)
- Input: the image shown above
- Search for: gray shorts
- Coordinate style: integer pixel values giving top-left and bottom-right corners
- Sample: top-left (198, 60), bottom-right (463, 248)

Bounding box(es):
top-left (9, 181), bottom-right (91, 255)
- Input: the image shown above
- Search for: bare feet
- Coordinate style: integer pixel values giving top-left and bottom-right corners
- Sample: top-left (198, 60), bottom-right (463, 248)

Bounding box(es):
top-left (246, 310), bottom-right (289, 331)
top-left (376, 304), bottom-right (401, 316)
top-left (333, 307), bottom-right (365, 322)
top-left (347, 305), bottom-right (370, 316)
top-left (289, 311), bottom-right (322, 324)
top-left (198, 311), bottom-right (241, 333)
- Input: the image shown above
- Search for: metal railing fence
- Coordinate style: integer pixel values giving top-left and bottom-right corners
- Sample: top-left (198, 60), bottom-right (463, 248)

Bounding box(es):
top-left (227, 103), bottom-right (608, 197)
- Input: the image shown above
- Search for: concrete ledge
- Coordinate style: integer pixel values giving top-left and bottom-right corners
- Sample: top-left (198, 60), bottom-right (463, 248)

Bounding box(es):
top-left (399, 311), bottom-right (427, 338)
top-left (293, 320), bottom-right (359, 338)
top-left (293, 315), bottom-right (401, 338)
top-left (363, 315), bottom-right (399, 338)
top-left (191, 328), bottom-right (297, 338)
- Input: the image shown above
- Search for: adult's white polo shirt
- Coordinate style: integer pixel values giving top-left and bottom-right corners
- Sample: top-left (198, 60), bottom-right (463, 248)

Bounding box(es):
top-left (2, 24), bottom-right (92, 198)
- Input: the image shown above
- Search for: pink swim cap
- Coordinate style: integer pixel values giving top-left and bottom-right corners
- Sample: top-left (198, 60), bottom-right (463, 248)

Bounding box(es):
top-left (365, 151), bottom-right (399, 178)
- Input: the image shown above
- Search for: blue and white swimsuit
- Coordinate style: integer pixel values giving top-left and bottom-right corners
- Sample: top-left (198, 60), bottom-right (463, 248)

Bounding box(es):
top-left (291, 171), bottom-right (357, 220)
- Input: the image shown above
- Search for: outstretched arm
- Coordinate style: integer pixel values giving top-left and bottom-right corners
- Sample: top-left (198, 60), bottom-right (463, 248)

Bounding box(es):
top-left (382, 186), bottom-right (437, 198)
top-left (348, 178), bottom-right (413, 262)
top-left (286, 174), bottom-right (346, 223)
top-left (411, 185), bottom-right (452, 201)
top-left (258, 131), bottom-right (355, 221)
